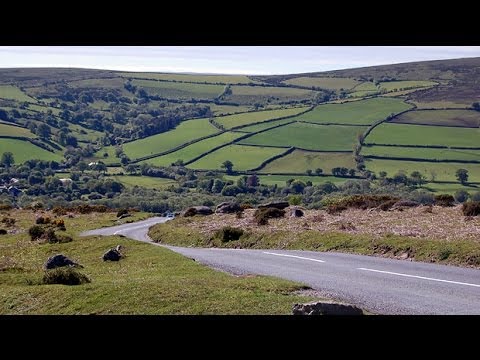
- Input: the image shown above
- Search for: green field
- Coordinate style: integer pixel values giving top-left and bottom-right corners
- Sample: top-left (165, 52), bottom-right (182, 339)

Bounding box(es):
top-left (118, 119), bottom-right (219, 160)
top-left (113, 175), bottom-right (177, 189)
top-left (0, 211), bottom-right (314, 315)
top-left (392, 110), bottom-right (480, 127)
top-left (366, 123), bottom-right (480, 148)
top-left (188, 145), bottom-right (286, 171)
top-left (215, 107), bottom-right (308, 129)
top-left (293, 97), bottom-right (412, 125)
top-left (259, 150), bottom-right (356, 174)
top-left (379, 80), bottom-right (437, 92)
top-left (362, 145), bottom-right (480, 161)
top-left (283, 77), bottom-right (360, 90)
top-left (141, 132), bottom-right (243, 167)
top-left (0, 139), bottom-right (62, 163)
top-left (348, 90), bottom-right (379, 98)
top-left (365, 158), bottom-right (480, 182)
top-left (421, 182), bottom-right (480, 194)
top-left (227, 85), bottom-right (315, 104)
top-left (239, 119), bottom-right (295, 133)
top-left (119, 72), bottom-right (258, 84)
top-left (0, 123), bottom-right (35, 138)
top-left (69, 77), bottom-right (126, 89)
top-left (412, 100), bottom-right (471, 109)
top-left (0, 85), bottom-right (37, 102)
top-left (240, 122), bottom-right (367, 151)
top-left (352, 82), bottom-right (378, 91)
top-left (25, 103), bottom-right (62, 116)
top-left (132, 79), bottom-right (224, 99)
top-left (209, 104), bottom-right (253, 116)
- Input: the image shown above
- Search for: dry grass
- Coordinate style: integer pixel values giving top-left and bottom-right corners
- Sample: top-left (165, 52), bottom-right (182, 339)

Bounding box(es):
top-left (186, 206), bottom-right (480, 243)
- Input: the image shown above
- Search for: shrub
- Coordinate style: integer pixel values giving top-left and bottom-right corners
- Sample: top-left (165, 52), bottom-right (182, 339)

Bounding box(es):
top-left (42, 268), bottom-right (90, 285)
top-left (393, 200), bottom-right (420, 208)
top-left (454, 190), bottom-right (469, 203)
top-left (241, 203), bottom-right (253, 210)
top-left (326, 204), bottom-right (347, 214)
top-left (235, 211), bottom-right (244, 219)
top-left (1, 217), bottom-right (15, 227)
top-left (56, 234), bottom-right (73, 243)
top-left (327, 195), bottom-right (398, 214)
top-left (435, 194), bottom-right (455, 207)
top-left (254, 208), bottom-right (285, 225)
top-left (29, 225), bottom-right (45, 241)
top-left (36, 216), bottom-right (51, 225)
top-left (52, 206), bottom-right (67, 216)
top-left (40, 229), bottom-right (58, 243)
top-left (379, 200), bottom-right (397, 211)
top-left (0, 229), bottom-right (7, 235)
top-left (471, 192), bottom-right (480, 202)
top-left (409, 191), bottom-right (435, 205)
top-left (462, 201), bottom-right (480, 216)
top-left (52, 219), bottom-right (66, 230)
top-left (116, 209), bottom-right (129, 218)
top-left (214, 226), bottom-right (244, 242)
top-left (183, 207), bottom-right (197, 217)
top-left (0, 204), bottom-right (12, 211)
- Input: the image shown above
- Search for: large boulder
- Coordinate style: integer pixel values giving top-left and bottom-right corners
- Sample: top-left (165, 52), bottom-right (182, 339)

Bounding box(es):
top-left (103, 247), bottom-right (123, 261)
top-left (216, 202), bottom-right (242, 214)
top-left (258, 201), bottom-right (290, 210)
top-left (290, 208), bottom-right (304, 217)
top-left (183, 206), bottom-right (213, 217)
top-left (292, 301), bottom-right (363, 315)
top-left (44, 254), bottom-right (82, 270)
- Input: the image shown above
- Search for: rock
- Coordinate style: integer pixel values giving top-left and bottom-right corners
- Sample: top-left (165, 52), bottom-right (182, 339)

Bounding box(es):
top-left (193, 206), bottom-right (213, 215)
top-left (44, 254), bottom-right (82, 270)
top-left (103, 248), bottom-right (122, 261)
top-left (290, 208), bottom-right (304, 217)
top-left (258, 201), bottom-right (290, 210)
top-left (115, 245), bottom-right (123, 252)
top-left (216, 202), bottom-right (242, 214)
top-left (118, 213), bottom-right (131, 219)
top-left (292, 301), bottom-right (363, 315)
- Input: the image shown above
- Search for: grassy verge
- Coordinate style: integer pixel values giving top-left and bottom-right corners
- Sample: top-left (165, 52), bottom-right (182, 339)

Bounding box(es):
top-left (0, 210), bottom-right (317, 314)
top-left (149, 217), bottom-right (480, 268)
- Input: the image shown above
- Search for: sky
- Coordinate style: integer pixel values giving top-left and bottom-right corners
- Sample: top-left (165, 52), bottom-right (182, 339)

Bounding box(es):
top-left (0, 46), bottom-right (479, 75)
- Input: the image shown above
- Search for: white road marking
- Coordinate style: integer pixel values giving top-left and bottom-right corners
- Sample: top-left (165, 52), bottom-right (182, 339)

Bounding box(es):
top-left (358, 268), bottom-right (480, 288)
top-left (263, 252), bottom-right (325, 263)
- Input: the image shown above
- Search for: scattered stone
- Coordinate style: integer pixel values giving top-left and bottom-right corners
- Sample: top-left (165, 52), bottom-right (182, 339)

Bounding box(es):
top-left (118, 213), bottom-right (131, 219)
top-left (215, 202), bottom-right (242, 214)
top-left (103, 247), bottom-right (123, 261)
top-left (258, 201), bottom-right (290, 210)
top-left (292, 301), bottom-right (363, 315)
top-left (44, 254), bottom-right (82, 270)
top-left (290, 208), bottom-right (304, 217)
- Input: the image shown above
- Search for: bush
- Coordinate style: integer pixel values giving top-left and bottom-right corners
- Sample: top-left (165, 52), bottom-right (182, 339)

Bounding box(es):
top-left (409, 191), bottom-right (435, 205)
top-left (214, 226), bottom-right (244, 242)
top-left (42, 268), bottom-right (90, 285)
top-left (52, 219), bottom-right (66, 230)
top-left (462, 201), bottom-right (480, 216)
top-left (379, 200), bottom-right (397, 211)
top-left (0, 204), bottom-right (12, 211)
top-left (1, 217), bottom-right (15, 227)
top-left (327, 195), bottom-right (398, 214)
top-left (116, 208), bottom-right (129, 218)
top-left (36, 216), bottom-right (51, 225)
top-left (56, 234), bottom-right (73, 243)
top-left (435, 194), bottom-right (455, 207)
top-left (40, 229), bottom-right (58, 243)
top-left (471, 192), bottom-right (480, 202)
top-left (0, 229), bottom-right (7, 235)
top-left (52, 206), bottom-right (67, 216)
top-left (454, 190), bottom-right (469, 203)
top-left (235, 211), bottom-right (244, 219)
top-left (183, 207), bottom-right (197, 217)
top-left (241, 203), bottom-right (253, 210)
top-left (393, 200), bottom-right (420, 208)
top-left (254, 208), bottom-right (285, 225)
top-left (29, 225), bottom-right (45, 241)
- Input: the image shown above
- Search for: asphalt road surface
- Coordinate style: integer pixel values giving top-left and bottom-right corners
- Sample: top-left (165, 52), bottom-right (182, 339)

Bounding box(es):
top-left (82, 217), bottom-right (480, 315)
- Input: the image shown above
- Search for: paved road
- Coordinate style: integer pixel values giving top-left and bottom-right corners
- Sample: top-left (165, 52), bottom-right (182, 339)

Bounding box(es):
top-left (82, 217), bottom-right (480, 315)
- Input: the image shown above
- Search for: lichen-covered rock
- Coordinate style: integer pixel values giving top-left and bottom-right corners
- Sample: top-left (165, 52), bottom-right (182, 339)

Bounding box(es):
top-left (103, 248), bottom-right (122, 261)
top-left (44, 254), bottom-right (82, 270)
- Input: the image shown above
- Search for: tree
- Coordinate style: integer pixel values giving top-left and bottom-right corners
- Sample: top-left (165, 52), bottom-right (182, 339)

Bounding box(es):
top-left (315, 168), bottom-right (323, 176)
top-left (36, 123), bottom-right (51, 139)
top-left (221, 160), bottom-right (234, 174)
top-left (378, 171), bottom-right (387, 179)
top-left (246, 174), bottom-right (259, 187)
top-left (410, 171), bottom-right (426, 186)
top-left (472, 102), bottom-right (480, 111)
top-left (1, 152), bottom-right (14, 168)
top-left (456, 169), bottom-right (469, 185)
top-left (454, 190), bottom-right (469, 203)
top-left (348, 169), bottom-right (356, 177)
top-left (76, 161), bottom-right (88, 173)
top-left (306, 169), bottom-right (313, 176)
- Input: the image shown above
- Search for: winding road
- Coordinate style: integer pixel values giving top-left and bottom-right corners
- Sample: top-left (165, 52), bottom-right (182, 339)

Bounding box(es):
top-left (82, 217), bottom-right (480, 315)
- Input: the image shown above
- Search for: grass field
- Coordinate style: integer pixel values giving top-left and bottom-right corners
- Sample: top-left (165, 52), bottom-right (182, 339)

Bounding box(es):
top-left (209, 104), bottom-right (253, 116)
top-left (365, 158), bottom-right (480, 182)
top-left (282, 77), bottom-right (360, 90)
top-left (112, 175), bottom-right (177, 189)
top-left (240, 122), bottom-right (367, 151)
top-left (188, 144), bottom-right (286, 171)
top-left (239, 119), bottom-right (295, 133)
top-left (70, 124), bottom-right (104, 142)
top-left (421, 182), bottom-right (479, 194)
top-left (391, 110), bottom-right (480, 127)
top-left (224, 174), bottom-right (348, 186)
top-left (259, 150), bottom-right (356, 174)
top-left (215, 107), bottom-right (309, 129)
top-left (26, 103), bottom-right (62, 116)
top-left (132, 79), bottom-right (224, 99)
top-left (0, 210), bottom-right (314, 314)
top-left (352, 82), bottom-right (378, 91)
top-left (119, 72), bottom-right (259, 84)
top-left (293, 97), bottom-right (412, 125)
top-left (141, 132), bottom-right (243, 167)
top-left (348, 90), bottom-right (379, 98)
top-left (362, 145), bottom-right (480, 161)
top-left (119, 119), bottom-right (219, 160)
top-left (411, 100), bottom-right (471, 109)
top-left (227, 85), bottom-right (315, 104)
top-left (366, 123), bottom-right (480, 148)
top-left (379, 80), bottom-right (437, 92)
top-left (0, 85), bottom-right (37, 102)
top-left (69, 77), bottom-right (125, 89)
top-left (0, 139), bottom-right (62, 163)
top-left (0, 123), bottom-right (35, 138)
